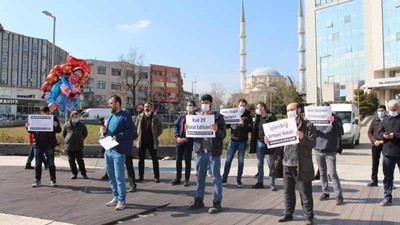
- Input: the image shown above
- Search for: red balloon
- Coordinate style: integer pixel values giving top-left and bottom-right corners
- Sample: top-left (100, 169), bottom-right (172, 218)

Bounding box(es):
top-left (66, 55), bottom-right (91, 74)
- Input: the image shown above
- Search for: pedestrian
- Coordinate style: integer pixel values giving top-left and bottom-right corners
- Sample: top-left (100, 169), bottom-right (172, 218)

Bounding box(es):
top-left (314, 102), bottom-right (344, 205)
top-left (251, 102), bottom-right (278, 190)
top-left (170, 101), bottom-right (196, 186)
top-left (25, 132), bottom-right (48, 170)
top-left (269, 102), bottom-right (316, 225)
top-left (380, 99), bottom-right (400, 206)
top-left (102, 95), bottom-right (134, 210)
top-left (26, 106), bottom-right (61, 188)
top-left (62, 111), bottom-right (89, 179)
top-left (367, 105), bottom-right (387, 187)
top-left (189, 94), bottom-right (226, 214)
top-left (135, 102), bottom-right (163, 183)
top-left (222, 99), bottom-right (253, 187)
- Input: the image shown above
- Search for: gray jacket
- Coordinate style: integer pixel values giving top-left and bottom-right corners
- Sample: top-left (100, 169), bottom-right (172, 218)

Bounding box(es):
top-left (62, 121), bottom-right (88, 151)
top-left (135, 112), bottom-right (163, 149)
top-left (315, 115), bottom-right (343, 152)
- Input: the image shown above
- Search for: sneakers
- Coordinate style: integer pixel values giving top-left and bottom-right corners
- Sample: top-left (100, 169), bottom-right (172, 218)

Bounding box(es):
top-left (237, 180), bottom-right (243, 187)
top-left (305, 218), bottom-right (314, 225)
top-left (32, 181), bottom-right (41, 188)
top-left (106, 198), bottom-right (118, 207)
top-left (367, 181), bottom-right (378, 187)
top-left (71, 175), bottom-right (78, 180)
top-left (136, 177), bottom-right (144, 182)
top-left (253, 173), bottom-right (258, 178)
top-left (154, 178), bottom-right (160, 183)
top-left (101, 174), bottom-right (109, 181)
top-left (189, 198), bottom-right (205, 210)
top-left (336, 196), bottom-right (344, 205)
top-left (170, 179), bottom-right (181, 185)
top-left (278, 214), bottom-right (293, 222)
top-left (50, 181), bottom-right (57, 187)
top-left (207, 173), bottom-right (212, 178)
top-left (252, 183), bottom-right (264, 189)
top-left (270, 183), bottom-right (277, 191)
top-left (128, 184), bottom-right (137, 192)
top-left (380, 198), bottom-right (392, 206)
top-left (222, 179), bottom-right (227, 184)
top-left (208, 201), bottom-right (222, 214)
top-left (115, 201), bottom-right (126, 210)
top-left (25, 165), bottom-right (34, 170)
top-left (319, 193), bottom-right (329, 201)
top-left (82, 174), bottom-right (89, 179)
top-left (184, 180), bottom-right (190, 187)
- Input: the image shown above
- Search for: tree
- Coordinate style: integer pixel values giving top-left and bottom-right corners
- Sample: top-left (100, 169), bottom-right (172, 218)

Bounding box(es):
top-left (354, 89), bottom-right (379, 120)
top-left (270, 78), bottom-right (304, 114)
top-left (119, 48), bottom-right (148, 115)
top-left (208, 82), bottom-right (226, 108)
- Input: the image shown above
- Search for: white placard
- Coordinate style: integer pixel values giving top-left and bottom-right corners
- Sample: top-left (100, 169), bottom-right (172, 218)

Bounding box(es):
top-left (304, 106), bottom-right (332, 126)
top-left (186, 115), bottom-right (215, 138)
top-left (99, 136), bottom-right (119, 150)
top-left (28, 115), bottom-right (54, 132)
top-left (263, 118), bottom-right (299, 148)
top-left (220, 108), bottom-right (241, 124)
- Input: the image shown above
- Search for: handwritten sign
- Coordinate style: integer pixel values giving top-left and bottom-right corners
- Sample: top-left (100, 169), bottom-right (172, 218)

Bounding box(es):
top-left (304, 106), bottom-right (332, 126)
top-left (186, 115), bottom-right (215, 138)
top-left (220, 108), bottom-right (241, 124)
top-left (263, 118), bottom-right (299, 148)
top-left (28, 115), bottom-right (54, 132)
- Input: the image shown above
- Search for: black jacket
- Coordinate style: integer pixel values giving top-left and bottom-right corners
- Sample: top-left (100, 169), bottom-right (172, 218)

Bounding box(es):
top-left (229, 109), bottom-right (253, 142)
top-left (250, 113), bottom-right (277, 153)
top-left (380, 115), bottom-right (400, 157)
top-left (315, 115), bottom-right (343, 152)
top-left (368, 116), bottom-right (386, 145)
top-left (30, 115), bottom-right (62, 148)
top-left (63, 121), bottom-right (88, 151)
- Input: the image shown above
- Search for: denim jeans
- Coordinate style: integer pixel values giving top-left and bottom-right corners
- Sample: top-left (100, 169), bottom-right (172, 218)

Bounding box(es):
top-left (34, 145), bottom-right (56, 182)
top-left (383, 155), bottom-right (400, 199)
top-left (223, 140), bottom-right (247, 182)
top-left (194, 149), bottom-right (212, 175)
top-left (105, 149), bottom-right (126, 202)
top-left (195, 152), bottom-right (222, 202)
top-left (315, 150), bottom-right (343, 198)
top-left (256, 140), bottom-right (275, 185)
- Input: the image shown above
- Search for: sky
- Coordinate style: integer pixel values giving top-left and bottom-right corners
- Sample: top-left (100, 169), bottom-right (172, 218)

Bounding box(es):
top-left (0, 0), bottom-right (301, 97)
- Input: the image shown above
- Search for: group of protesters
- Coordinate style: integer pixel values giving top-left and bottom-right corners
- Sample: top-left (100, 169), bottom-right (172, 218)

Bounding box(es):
top-left (24, 94), bottom-right (400, 225)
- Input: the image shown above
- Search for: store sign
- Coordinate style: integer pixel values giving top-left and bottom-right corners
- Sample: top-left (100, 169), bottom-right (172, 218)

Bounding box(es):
top-left (0, 98), bottom-right (19, 105)
top-left (362, 77), bottom-right (400, 88)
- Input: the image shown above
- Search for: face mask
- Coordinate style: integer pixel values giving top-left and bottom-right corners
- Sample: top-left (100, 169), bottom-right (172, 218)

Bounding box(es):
top-left (72, 118), bottom-right (80, 123)
top-left (287, 111), bottom-right (297, 119)
top-left (201, 104), bottom-right (210, 112)
top-left (187, 106), bottom-right (194, 112)
top-left (377, 112), bottom-right (385, 118)
top-left (255, 109), bottom-right (261, 115)
top-left (239, 107), bottom-right (245, 114)
top-left (389, 111), bottom-right (398, 117)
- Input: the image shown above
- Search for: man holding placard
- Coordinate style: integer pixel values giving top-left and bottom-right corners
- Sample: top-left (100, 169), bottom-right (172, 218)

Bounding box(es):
top-left (26, 106), bottom-right (61, 188)
top-left (268, 103), bottom-right (316, 225)
top-left (222, 99), bottom-right (252, 187)
top-left (188, 94), bottom-right (226, 214)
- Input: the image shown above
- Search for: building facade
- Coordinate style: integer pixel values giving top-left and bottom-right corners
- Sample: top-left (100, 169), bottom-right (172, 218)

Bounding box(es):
top-left (306, 0), bottom-right (400, 105)
top-left (0, 25), bottom-right (68, 118)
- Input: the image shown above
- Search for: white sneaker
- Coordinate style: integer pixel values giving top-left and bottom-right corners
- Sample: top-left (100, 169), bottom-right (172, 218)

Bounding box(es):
top-left (32, 181), bottom-right (41, 188)
top-left (50, 181), bottom-right (57, 187)
top-left (106, 198), bottom-right (118, 207)
top-left (115, 201), bottom-right (126, 210)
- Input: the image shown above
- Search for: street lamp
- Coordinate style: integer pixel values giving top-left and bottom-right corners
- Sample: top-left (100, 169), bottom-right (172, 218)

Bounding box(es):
top-left (318, 54), bottom-right (331, 105)
top-left (42, 10), bottom-right (56, 67)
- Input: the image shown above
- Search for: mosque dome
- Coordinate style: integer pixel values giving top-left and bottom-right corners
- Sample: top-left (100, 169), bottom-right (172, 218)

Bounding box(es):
top-left (249, 66), bottom-right (281, 77)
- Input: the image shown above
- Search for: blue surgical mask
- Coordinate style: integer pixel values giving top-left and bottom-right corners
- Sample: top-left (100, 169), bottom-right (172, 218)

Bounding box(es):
top-left (389, 111), bottom-right (398, 117)
top-left (186, 106), bottom-right (194, 112)
top-left (377, 112), bottom-right (385, 118)
top-left (73, 118), bottom-right (80, 123)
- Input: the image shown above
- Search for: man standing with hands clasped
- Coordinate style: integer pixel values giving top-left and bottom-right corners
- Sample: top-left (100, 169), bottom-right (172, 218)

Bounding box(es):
top-left (102, 95), bottom-right (134, 211)
top-left (189, 94), bottom-right (226, 214)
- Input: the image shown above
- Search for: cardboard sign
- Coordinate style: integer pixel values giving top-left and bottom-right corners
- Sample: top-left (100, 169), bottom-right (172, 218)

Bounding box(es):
top-left (28, 115), bottom-right (54, 132)
top-left (263, 118), bottom-right (299, 148)
top-left (220, 108), bottom-right (241, 124)
top-left (304, 106), bottom-right (332, 126)
top-left (186, 115), bottom-right (215, 138)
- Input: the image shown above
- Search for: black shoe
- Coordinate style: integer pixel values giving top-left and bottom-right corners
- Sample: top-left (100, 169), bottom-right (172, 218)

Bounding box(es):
top-left (184, 180), bottom-right (190, 187)
top-left (101, 174), bottom-right (109, 181)
top-left (278, 214), bottom-right (293, 222)
top-left (380, 198), bottom-right (392, 206)
top-left (328, 174), bottom-right (332, 182)
top-left (319, 193), bottom-right (329, 201)
top-left (253, 173), bottom-right (258, 178)
top-left (270, 184), bottom-right (278, 191)
top-left (208, 201), bottom-right (222, 214)
top-left (237, 180), bottom-right (243, 187)
top-left (136, 177), bottom-right (144, 182)
top-left (367, 181), bottom-right (378, 187)
top-left (252, 183), bottom-right (264, 189)
top-left (25, 165), bottom-right (34, 170)
top-left (336, 196), bottom-right (344, 205)
top-left (71, 175), bottom-right (78, 180)
top-left (154, 178), bottom-right (160, 183)
top-left (44, 166), bottom-right (49, 170)
top-left (222, 179), bottom-right (227, 184)
top-left (82, 175), bottom-right (89, 179)
top-left (170, 179), bottom-right (181, 185)
top-left (189, 198), bottom-right (205, 210)
top-left (305, 218), bottom-right (314, 225)
top-left (128, 184), bottom-right (137, 192)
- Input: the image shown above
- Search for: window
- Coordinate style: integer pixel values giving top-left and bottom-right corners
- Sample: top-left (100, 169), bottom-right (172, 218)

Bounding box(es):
top-left (96, 95), bottom-right (105, 101)
top-left (23, 55), bottom-right (28, 70)
top-left (12, 70), bottom-right (17, 85)
top-left (2, 34), bottom-right (8, 52)
top-left (166, 82), bottom-right (178, 88)
top-left (42, 59), bottom-right (47, 73)
top-left (31, 71), bottom-right (37, 86)
top-left (332, 32), bottom-right (339, 40)
top-left (32, 57), bottom-right (37, 71)
top-left (111, 82), bottom-right (120, 90)
top-left (1, 69), bottom-right (7, 84)
top-left (170, 93), bottom-right (178, 98)
top-left (2, 53), bottom-right (7, 67)
top-left (97, 66), bottom-right (106, 74)
top-left (22, 71), bottom-right (27, 86)
top-left (152, 81), bottom-right (164, 87)
top-left (97, 81), bottom-right (106, 89)
top-left (167, 72), bottom-right (178, 81)
top-left (23, 40), bottom-right (28, 55)
top-left (42, 44), bottom-right (47, 57)
top-left (33, 41), bottom-right (38, 55)
top-left (344, 15), bottom-right (351, 24)
top-left (12, 54), bottom-right (18, 70)
top-left (111, 68), bottom-right (121, 76)
top-left (13, 37), bottom-right (18, 53)
top-left (153, 70), bottom-right (162, 76)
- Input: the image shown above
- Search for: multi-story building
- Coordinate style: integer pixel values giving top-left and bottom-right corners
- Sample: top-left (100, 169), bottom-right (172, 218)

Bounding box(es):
top-left (149, 64), bottom-right (183, 112)
top-left (306, 0), bottom-right (400, 105)
top-left (0, 24), bottom-right (68, 118)
top-left (84, 59), bottom-right (150, 111)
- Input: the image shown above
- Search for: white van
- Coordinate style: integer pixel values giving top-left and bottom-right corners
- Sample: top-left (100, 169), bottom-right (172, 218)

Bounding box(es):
top-left (80, 108), bottom-right (111, 120)
top-left (330, 104), bottom-right (361, 148)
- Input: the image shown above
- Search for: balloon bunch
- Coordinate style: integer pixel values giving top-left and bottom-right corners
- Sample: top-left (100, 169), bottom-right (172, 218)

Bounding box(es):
top-left (40, 55), bottom-right (91, 114)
